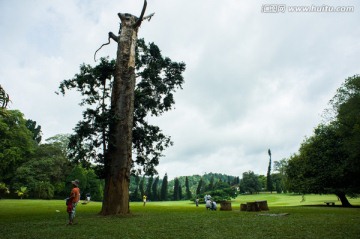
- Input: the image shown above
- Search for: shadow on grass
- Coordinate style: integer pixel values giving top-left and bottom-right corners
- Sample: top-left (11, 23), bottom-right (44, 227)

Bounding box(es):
top-left (300, 204), bottom-right (360, 208)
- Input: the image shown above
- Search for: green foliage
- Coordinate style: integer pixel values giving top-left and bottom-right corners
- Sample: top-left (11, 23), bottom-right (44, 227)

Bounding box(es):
top-left (168, 173), bottom-right (237, 199)
top-left (84, 169), bottom-right (104, 202)
top-left (130, 175), bottom-right (141, 201)
top-left (139, 176), bottom-right (145, 198)
top-left (58, 58), bottom-right (113, 170)
top-left (286, 75), bottom-right (360, 206)
top-left (160, 173), bottom-right (168, 201)
top-left (151, 176), bottom-right (159, 201)
top-left (145, 176), bottom-right (153, 200)
top-left (257, 175), bottom-right (266, 191)
top-left (0, 182), bottom-right (10, 198)
top-left (196, 177), bottom-right (205, 195)
top-left (286, 123), bottom-right (353, 206)
top-left (66, 165), bottom-right (87, 196)
top-left (45, 134), bottom-right (71, 155)
top-left (15, 186), bottom-right (28, 199)
top-left (185, 176), bottom-right (192, 199)
top-left (0, 110), bottom-right (105, 202)
top-left (240, 171), bottom-right (261, 194)
top-left (271, 173), bottom-right (283, 194)
top-left (331, 75), bottom-right (360, 194)
top-left (58, 39), bottom-right (186, 177)
top-left (273, 158), bottom-right (288, 193)
top-left (0, 110), bottom-right (36, 184)
top-left (33, 181), bottom-right (54, 199)
top-left (25, 119), bottom-right (42, 144)
top-left (206, 175), bottom-right (215, 191)
top-left (287, 124), bottom-right (346, 193)
top-left (13, 140), bottom-right (72, 199)
top-left (194, 179), bottom-right (237, 203)
top-left (173, 178), bottom-right (181, 200)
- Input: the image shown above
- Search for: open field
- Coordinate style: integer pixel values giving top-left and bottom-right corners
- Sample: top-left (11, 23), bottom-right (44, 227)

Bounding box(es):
top-left (1, 194), bottom-right (359, 239)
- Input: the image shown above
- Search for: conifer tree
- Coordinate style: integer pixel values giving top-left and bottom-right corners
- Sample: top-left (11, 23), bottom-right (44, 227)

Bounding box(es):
top-left (139, 176), bottom-right (145, 198)
top-left (185, 176), bottom-right (192, 199)
top-left (152, 176), bottom-right (159, 201)
top-left (173, 178), bottom-right (180, 201)
top-left (179, 182), bottom-right (183, 200)
top-left (196, 178), bottom-right (204, 195)
top-left (145, 176), bottom-right (153, 200)
top-left (160, 173), bottom-right (168, 201)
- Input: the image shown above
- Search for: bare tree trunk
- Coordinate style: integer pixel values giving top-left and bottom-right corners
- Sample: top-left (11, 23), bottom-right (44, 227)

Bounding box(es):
top-left (100, 1), bottom-right (151, 215)
top-left (335, 192), bottom-right (352, 207)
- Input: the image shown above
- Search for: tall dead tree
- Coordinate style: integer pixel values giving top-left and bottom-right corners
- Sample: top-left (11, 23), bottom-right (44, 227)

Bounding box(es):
top-left (267, 149), bottom-right (273, 193)
top-left (0, 85), bottom-right (10, 109)
top-left (98, 0), bottom-right (154, 215)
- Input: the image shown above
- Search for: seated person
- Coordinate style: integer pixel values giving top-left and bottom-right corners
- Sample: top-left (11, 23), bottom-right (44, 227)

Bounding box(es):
top-left (206, 200), bottom-right (212, 210)
top-left (211, 200), bottom-right (217, 210)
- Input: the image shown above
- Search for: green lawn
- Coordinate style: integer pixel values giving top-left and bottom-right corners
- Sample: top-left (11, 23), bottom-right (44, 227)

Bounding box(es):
top-left (1, 194), bottom-right (359, 239)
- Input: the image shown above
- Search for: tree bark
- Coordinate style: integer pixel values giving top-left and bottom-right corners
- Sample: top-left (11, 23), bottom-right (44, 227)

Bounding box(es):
top-left (100, 13), bottom-right (139, 216)
top-left (335, 192), bottom-right (352, 207)
top-left (256, 200), bottom-right (269, 211)
top-left (246, 202), bottom-right (260, 212)
top-left (240, 203), bottom-right (247, 211)
top-left (220, 201), bottom-right (232, 211)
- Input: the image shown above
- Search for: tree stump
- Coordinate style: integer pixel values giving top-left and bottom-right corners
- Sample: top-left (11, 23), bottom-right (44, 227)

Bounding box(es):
top-left (240, 203), bottom-right (247, 211)
top-left (246, 202), bottom-right (260, 212)
top-left (256, 200), bottom-right (269, 211)
top-left (220, 201), bottom-right (232, 211)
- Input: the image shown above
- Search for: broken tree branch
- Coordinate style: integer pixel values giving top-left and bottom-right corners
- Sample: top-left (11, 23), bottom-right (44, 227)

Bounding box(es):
top-left (94, 32), bottom-right (119, 62)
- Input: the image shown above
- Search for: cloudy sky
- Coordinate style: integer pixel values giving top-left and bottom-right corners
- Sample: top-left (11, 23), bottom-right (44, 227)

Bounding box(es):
top-left (1, 0), bottom-right (359, 179)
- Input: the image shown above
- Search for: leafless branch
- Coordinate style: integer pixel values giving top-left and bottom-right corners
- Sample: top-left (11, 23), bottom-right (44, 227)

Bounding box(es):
top-left (94, 32), bottom-right (119, 62)
top-left (143, 13), bottom-right (155, 21)
top-left (133, 0), bottom-right (147, 28)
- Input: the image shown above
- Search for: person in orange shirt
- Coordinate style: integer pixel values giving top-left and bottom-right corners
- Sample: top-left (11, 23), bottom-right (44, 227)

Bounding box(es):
top-left (67, 179), bottom-right (80, 225)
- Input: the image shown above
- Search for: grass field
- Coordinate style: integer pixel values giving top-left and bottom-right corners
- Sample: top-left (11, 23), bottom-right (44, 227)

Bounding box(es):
top-left (1, 194), bottom-right (359, 239)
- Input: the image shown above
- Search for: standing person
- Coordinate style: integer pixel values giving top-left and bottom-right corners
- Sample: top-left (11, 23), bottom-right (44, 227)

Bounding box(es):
top-left (67, 179), bottom-right (80, 225)
top-left (195, 198), bottom-right (199, 207)
top-left (86, 193), bottom-right (91, 202)
top-left (143, 195), bottom-right (147, 206)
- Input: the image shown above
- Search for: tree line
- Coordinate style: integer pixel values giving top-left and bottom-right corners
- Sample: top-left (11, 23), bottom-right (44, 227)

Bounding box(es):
top-left (0, 103), bottom-right (330, 202)
top-left (0, 110), bottom-right (105, 201)
top-left (0, 110), bottom-right (276, 202)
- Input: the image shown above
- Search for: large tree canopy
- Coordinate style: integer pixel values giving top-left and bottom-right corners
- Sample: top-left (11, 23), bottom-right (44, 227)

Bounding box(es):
top-left (13, 141), bottom-right (72, 199)
top-left (286, 123), bottom-right (352, 206)
top-left (240, 171), bottom-right (261, 194)
top-left (58, 38), bottom-right (185, 177)
top-left (331, 75), bottom-right (360, 192)
top-left (286, 75), bottom-right (360, 207)
top-left (0, 110), bottom-right (36, 185)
